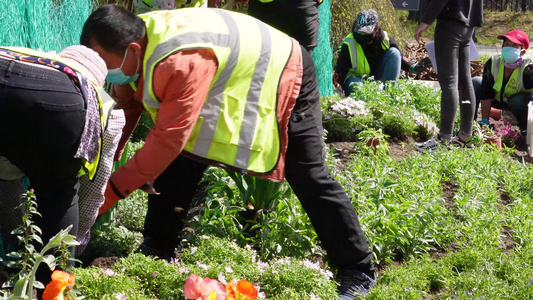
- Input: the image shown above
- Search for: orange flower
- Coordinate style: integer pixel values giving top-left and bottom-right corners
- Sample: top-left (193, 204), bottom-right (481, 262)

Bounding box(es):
top-left (225, 279), bottom-right (258, 300)
top-left (42, 270), bottom-right (75, 300)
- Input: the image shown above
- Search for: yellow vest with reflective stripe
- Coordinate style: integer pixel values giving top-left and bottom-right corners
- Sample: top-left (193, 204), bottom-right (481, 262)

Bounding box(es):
top-left (139, 8), bottom-right (293, 174)
top-left (339, 32), bottom-right (391, 81)
top-left (1, 47), bottom-right (115, 180)
top-left (491, 54), bottom-right (533, 102)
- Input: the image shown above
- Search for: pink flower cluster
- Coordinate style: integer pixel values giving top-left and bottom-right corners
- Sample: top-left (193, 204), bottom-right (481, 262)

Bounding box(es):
top-left (493, 122), bottom-right (524, 147)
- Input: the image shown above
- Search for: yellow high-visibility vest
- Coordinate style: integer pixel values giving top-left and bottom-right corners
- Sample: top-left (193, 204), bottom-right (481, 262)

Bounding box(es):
top-left (139, 8), bottom-right (293, 174)
top-left (491, 54), bottom-right (533, 102)
top-left (339, 32), bottom-right (391, 81)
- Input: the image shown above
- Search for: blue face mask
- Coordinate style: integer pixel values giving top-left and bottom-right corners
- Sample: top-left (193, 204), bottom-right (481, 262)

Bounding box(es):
top-left (501, 46), bottom-right (522, 64)
top-left (106, 48), bottom-right (140, 85)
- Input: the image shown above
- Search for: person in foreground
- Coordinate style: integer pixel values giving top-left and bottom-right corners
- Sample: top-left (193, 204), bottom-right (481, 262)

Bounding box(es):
top-left (334, 9), bottom-right (432, 97)
top-left (472, 29), bottom-right (533, 133)
top-left (0, 45), bottom-right (123, 294)
top-left (81, 5), bottom-right (376, 299)
top-left (413, 0), bottom-right (483, 152)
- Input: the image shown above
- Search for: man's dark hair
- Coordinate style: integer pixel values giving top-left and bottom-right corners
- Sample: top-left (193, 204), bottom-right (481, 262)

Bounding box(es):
top-left (80, 4), bottom-right (146, 55)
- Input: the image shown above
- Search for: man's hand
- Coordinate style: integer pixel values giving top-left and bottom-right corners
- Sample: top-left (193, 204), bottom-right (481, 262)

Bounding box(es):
top-left (414, 23), bottom-right (429, 44)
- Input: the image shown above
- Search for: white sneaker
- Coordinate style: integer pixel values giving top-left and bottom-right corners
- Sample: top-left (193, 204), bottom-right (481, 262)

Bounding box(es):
top-left (414, 137), bottom-right (442, 152)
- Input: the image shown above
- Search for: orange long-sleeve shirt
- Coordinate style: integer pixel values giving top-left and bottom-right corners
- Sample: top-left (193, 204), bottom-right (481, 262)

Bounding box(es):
top-left (110, 40), bottom-right (303, 198)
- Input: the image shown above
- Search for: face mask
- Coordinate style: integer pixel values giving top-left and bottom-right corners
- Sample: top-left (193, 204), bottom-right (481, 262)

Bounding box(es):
top-left (501, 46), bottom-right (522, 64)
top-left (354, 33), bottom-right (374, 45)
top-left (106, 48), bottom-right (140, 85)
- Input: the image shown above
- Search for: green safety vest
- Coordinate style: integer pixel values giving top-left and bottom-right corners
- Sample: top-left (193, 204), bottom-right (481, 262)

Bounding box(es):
top-left (491, 54), bottom-right (533, 102)
top-left (139, 8), bottom-right (293, 174)
top-left (339, 32), bottom-right (390, 81)
top-left (1, 47), bottom-right (115, 180)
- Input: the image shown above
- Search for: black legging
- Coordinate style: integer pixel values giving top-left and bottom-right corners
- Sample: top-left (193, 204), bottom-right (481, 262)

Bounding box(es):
top-left (0, 58), bottom-right (85, 289)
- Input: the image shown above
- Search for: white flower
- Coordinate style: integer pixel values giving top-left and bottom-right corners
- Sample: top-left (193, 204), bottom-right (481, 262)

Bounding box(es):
top-left (218, 273), bottom-right (227, 285)
top-left (310, 293), bottom-right (321, 300)
top-left (256, 260), bottom-right (269, 270)
top-left (115, 293), bottom-right (128, 300)
top-left (196, 262), bottom-right (208, 270)
top-left (225, 266), bottom-right (234, 273)
top-left (301, 259), bottom-right (320, 270)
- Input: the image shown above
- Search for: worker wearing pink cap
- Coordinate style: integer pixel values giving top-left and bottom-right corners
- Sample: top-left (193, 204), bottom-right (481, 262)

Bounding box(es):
top-left (473, 29), bottom-right (533, 134)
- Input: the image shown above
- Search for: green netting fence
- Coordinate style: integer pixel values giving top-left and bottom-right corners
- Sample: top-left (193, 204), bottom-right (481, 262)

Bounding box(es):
top-left (312, 0), bottom-right (334, 96)
top-left (0, 0), bottom-right (96, 259)
top-left (0, 0), bottom-right (96, 52)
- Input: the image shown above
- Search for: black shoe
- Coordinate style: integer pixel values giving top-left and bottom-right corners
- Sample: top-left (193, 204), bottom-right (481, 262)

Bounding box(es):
top-left (337, 269), bottom-right (377, 300)
top-left (135, 237), bottom-right (175, 261)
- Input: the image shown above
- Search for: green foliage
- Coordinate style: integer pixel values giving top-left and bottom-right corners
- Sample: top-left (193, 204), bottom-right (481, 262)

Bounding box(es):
top-left (225, 172), bottom-right (290, 211)
top-left (322, 79), bottom-right (440, 141)
top-left (74, 237), bottom-right (337, 300)
top-left (1, 191), bottom-right (81, 299)
top-left (78, 225), bottom-right (142, 267)
top-left (130, 111), bottom-right (154, 143)
top-left (186, 167), bottom-right (319, 260)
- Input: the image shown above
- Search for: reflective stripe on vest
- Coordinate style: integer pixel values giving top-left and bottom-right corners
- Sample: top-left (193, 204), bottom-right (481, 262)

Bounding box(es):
top-left (491, 55), bottom-right (533, 102)
top-left (340, 32), bottom-right (390, 80)
top-left (82, 85), bottom-right (115, 180)
top-left (140, 8), bottom-right (292, 173)
top-left (0, 47), bottom-right (114, 180)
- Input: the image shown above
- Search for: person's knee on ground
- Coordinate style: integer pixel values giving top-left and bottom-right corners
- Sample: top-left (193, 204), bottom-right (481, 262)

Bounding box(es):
top-left (508, 93), bottom-right (533, 132)
top-left (343, 75), bottom-right (363, 97)
top-left (376, 47), bottom-right (401, 82)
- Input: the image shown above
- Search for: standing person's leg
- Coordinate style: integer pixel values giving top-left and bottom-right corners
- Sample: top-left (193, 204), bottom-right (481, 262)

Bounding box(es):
top-left (375, 47), bottom-right (401, 83)
top-left (457, 27), bottom-right (476, 139)
top-left (140, 154), bottom-right (208, 259)
top-left (0, 60), bottom-right (85, 287)
top-left (472, 76), bottom-right (483, 121)
top-left (507, 93), bottom-right (533, 132)
top-left (284, 48), bottom-right (375, 299)
top-left (434, 19), bottom-right (463, 141)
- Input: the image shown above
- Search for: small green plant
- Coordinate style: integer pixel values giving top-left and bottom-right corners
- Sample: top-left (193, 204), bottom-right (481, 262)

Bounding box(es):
top-left (356, 128), bottom-right (390, 155)
top-left (356, 127), bottom-right (389, 140)
top-left (1, 190), bottom-right (81, 299)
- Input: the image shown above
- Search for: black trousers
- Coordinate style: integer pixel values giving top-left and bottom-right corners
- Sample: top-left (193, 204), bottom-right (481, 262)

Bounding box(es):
top-left (0, 59), bottom-right (84, 286)
top-left (247, 0), bottom-right (319, 53)
top-left (144, 47), bottom-right (374, 275)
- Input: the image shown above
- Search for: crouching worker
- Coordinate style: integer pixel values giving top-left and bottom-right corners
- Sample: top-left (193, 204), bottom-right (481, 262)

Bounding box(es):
top-left (0, 45), bottom-right (124, 293)
top-left (473, 29), bottom-right (533, 133)
top-left (334, 9), bottom-right (431, 97)
top-left (81, 5), bottom-right (377, 299)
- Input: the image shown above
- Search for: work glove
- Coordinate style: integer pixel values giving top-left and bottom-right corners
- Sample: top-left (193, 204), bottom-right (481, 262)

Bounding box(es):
top-left (410, 57), bottom-right (432, 74)
top-left (478, 118), bottom-right (490, 126)
top-left (99, 181), bottom-right (124, 215)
